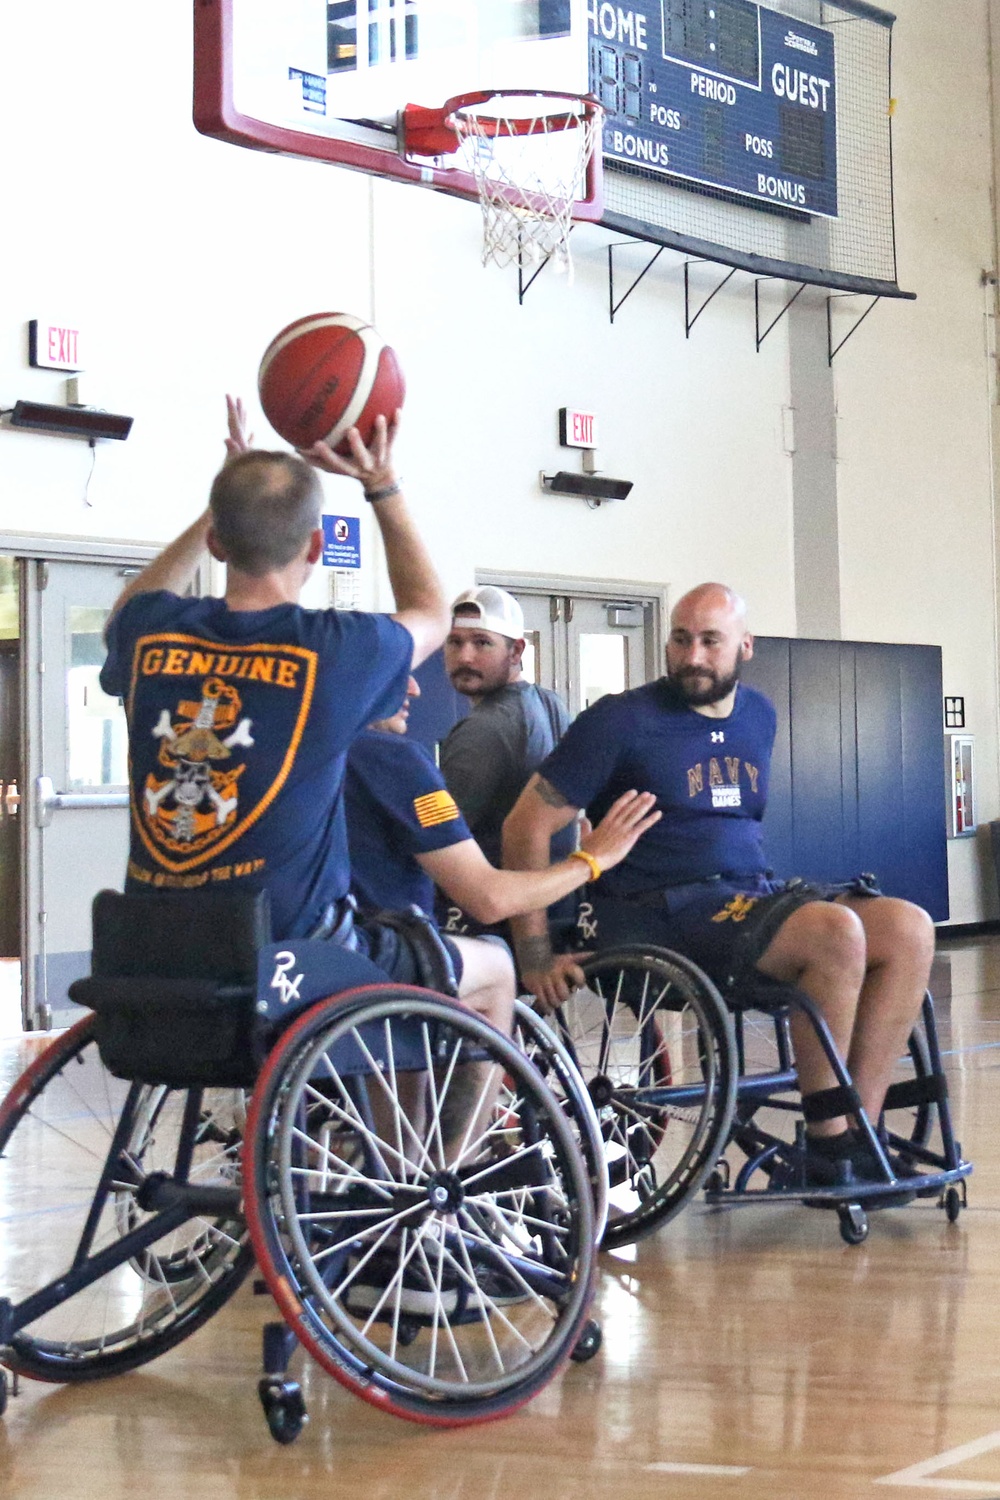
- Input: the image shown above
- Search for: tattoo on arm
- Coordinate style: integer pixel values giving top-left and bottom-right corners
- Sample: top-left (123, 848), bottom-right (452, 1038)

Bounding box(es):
top-left (533, 776), bottom-right (570, 810)
top-left (515, 935), bottom-right (554, 970)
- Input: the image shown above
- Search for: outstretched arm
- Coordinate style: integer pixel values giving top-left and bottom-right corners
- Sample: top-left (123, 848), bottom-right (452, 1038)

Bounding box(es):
top-left (419, 789), bottom-right (659, 925)
top-left (302, 412), bottom-right (448, 668)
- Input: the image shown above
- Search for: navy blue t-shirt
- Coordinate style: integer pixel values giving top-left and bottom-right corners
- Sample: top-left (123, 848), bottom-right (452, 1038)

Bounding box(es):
top-left (101, 591), bottom-right (412, 939)
top-left (539, 679), bottom-right (776, 896)
top-left (345, 729), bottom-right (472, 916)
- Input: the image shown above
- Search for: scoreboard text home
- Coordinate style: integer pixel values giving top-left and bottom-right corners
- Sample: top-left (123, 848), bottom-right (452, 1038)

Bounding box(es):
top-left (589, 0), bottom-right (839, 217)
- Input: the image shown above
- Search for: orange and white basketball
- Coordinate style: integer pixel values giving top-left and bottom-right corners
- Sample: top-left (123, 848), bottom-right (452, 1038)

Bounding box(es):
top-left (257, 312), bottom-right (405, 454)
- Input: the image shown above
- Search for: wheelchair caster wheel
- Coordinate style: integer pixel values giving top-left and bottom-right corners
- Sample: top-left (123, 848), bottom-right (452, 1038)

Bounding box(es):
top-left (259, 1378), bottom-right (308, 1445)
top-left (705, 1161), bottom-right (730, 1195)
top-left (838, 1204), bottom-right (869, 1245)
top-left (569, 1318), bottom-right (602, 1364)
top-left (944, 1186), bottom-right (962, 1223)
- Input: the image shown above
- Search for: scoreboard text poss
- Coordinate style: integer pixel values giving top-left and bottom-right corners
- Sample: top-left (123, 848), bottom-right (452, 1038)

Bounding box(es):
top-left (589, 0), bottom-right (838, 217)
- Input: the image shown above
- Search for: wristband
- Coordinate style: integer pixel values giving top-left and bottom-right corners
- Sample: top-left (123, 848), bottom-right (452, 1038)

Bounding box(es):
top-left (569, 849), bottom-right (602, 883)
top-left (363, 480), bottom-right (401, 503)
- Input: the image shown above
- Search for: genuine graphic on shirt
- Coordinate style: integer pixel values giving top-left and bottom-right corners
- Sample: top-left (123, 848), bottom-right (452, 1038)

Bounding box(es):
top-left (127, 632), bottom-right (317, 872)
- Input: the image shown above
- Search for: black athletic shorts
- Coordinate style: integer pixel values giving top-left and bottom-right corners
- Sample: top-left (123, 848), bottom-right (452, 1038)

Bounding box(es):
top-left (359, 921), bottom-right (465, 988)
top-left (583, 873), bottom-right (879, 993)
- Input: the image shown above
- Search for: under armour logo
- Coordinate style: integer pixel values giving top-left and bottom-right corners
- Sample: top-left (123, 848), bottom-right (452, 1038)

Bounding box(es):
top-left (270, 950), bottom-right (303, 1006)
top-left (711, 731), bottom-right (725, 743)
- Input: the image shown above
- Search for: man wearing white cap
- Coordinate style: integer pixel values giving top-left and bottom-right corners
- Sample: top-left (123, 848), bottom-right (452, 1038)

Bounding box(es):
top-left (440, 585), bottom-right (576, 942)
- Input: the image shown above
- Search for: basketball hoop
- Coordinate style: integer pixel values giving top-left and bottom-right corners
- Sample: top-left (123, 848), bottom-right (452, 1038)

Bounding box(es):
top-left (403, 90), bottom-right (603, 277)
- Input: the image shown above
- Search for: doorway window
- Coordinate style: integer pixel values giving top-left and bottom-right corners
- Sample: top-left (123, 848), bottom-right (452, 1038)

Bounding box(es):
top-left (67, 607), bottom-right (127, 789)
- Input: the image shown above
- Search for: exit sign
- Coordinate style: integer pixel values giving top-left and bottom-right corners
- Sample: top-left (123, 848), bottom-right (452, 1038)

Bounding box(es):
top-left (29, 318), bottom-right (84, 372)
top-left (559, 407), bottom-right (598, 449)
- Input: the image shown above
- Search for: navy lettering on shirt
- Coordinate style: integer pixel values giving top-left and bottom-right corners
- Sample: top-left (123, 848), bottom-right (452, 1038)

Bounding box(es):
top-left (539, 679), bottom-right (777, 895)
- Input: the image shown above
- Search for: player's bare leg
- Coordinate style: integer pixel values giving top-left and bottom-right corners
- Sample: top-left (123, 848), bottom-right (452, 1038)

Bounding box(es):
top-left (754, 901), bottom-right (868, 1135)
top-left (838, 895), bottom-right (935, 1121)
top-left (437, 936), bottom-right (516, 1161)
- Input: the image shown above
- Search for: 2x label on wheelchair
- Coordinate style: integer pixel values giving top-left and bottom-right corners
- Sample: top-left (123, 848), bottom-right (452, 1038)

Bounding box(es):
top-left (0, 917), bottom-right (606, 1438)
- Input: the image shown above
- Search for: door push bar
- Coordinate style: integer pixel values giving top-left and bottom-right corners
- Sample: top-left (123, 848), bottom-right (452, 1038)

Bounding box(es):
top-left (35, 775), bottom-right (128, 828)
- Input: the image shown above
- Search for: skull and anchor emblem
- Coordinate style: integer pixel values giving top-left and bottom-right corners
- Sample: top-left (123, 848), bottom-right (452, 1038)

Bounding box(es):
top-left (143, 677), bottom-right (254, 848)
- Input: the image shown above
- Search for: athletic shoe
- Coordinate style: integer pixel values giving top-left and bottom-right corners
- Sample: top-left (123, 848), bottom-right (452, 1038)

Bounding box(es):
top-left (343, 1249), bottom-right (459, 1317)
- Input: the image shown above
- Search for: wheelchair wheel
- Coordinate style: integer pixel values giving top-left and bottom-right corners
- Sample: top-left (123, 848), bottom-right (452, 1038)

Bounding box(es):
top-left (511, 999), bottom-right (610, 1245)
top-left (557, 947), bottom-right (737, 1247)
top-left (244, 986), bottom-right (596, 1426)
top-left (0, 1016), bottom-right (253, 1382)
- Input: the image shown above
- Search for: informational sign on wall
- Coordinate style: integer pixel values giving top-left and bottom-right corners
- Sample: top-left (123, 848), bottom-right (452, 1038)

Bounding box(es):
top-left (590, 0), bottom-right (838, 217)
top-left (322, 514), bottom-right (361, 569)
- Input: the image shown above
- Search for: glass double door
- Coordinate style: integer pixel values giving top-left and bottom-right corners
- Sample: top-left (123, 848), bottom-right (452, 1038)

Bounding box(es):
top-left (510, 589), bottom-right (657, 717)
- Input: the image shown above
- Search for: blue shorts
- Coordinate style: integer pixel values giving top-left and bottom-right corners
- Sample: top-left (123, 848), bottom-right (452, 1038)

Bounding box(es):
top-left (583, 875), bottom-right (876, 993)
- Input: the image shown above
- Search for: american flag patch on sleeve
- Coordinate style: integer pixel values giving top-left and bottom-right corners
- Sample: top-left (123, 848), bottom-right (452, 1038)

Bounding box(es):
top-left (413, 789), bottom-right (461, 828)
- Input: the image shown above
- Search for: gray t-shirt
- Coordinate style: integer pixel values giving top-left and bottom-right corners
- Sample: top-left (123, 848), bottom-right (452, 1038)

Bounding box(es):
top-left (440, 682), bottom-right (576, 918)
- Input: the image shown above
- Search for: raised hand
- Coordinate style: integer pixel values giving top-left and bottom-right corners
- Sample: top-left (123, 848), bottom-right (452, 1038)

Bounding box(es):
top-left (300, 410), bottom-right (401, 495)
top-left (224, 394), bottom-right (253, 460)
top-left (581, 790), bottom-right (660, 872)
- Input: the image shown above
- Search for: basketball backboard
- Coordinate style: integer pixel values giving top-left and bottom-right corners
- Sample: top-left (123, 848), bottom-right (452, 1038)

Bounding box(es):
top-left (193, 0), bottom-right (594, 211)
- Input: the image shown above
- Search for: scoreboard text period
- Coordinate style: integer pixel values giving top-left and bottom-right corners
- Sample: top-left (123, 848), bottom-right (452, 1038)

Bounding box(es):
top-left (589, 0), bottom-right (838, 217)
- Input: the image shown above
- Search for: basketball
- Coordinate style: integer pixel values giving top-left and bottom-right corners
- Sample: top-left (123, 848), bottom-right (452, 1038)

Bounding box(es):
top-left (257, 312), bottom-right (405, 454)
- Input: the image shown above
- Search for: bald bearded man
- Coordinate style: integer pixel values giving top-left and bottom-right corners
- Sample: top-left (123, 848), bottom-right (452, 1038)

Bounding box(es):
top-left (503, 582), bottom-right (935, 1190)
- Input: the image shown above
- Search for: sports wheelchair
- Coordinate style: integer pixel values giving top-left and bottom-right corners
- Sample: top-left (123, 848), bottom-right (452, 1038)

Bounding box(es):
top-left (0, 890), bottom-right (606, 1443)
top-left (551, 942), bottom-right (972, 1248)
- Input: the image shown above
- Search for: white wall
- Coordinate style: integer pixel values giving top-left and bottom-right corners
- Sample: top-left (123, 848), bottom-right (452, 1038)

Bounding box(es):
top-left (1, 1), bottom-right (998, 920)
top-left (835, 0), bottom-right (1000, 921)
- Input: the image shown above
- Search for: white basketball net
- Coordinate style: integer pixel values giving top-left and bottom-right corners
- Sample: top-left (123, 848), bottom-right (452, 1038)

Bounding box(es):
top-left (450, 95), bottom-right (602, 278)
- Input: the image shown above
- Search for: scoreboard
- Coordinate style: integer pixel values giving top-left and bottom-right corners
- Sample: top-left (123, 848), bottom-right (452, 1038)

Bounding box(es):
top-left (589, 0), bottom-right (838, 217)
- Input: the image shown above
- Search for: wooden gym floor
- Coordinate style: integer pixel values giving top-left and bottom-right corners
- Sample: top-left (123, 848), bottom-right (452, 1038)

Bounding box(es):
top-left (2, 939), bottom-right (1000, 1500)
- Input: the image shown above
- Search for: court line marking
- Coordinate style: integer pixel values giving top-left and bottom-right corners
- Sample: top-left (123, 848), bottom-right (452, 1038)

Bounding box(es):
top-left (875, 1427), bottom-right (1000, 1490)
top-left (645, 1463), bottom-right (751, 1477)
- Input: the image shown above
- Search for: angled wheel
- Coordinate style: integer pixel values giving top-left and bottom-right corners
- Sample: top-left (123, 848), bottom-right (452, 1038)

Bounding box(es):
top-left (512, 999), bottom-right (610, 1244)
top-left (0, 1017), bottom-right (252, 1382)
top-left (556, 947), bottom-right (737, 1247)
top-left (244, 987), bottom-right (596, 1426)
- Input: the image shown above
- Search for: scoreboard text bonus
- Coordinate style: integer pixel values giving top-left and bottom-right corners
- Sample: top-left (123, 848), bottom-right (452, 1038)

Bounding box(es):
top-left (589, 0), bottom-right (838, 217)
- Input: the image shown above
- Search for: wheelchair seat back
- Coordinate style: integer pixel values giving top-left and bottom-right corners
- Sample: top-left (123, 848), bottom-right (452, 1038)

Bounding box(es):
top-left (70, 888), bottom-right (273, 1088)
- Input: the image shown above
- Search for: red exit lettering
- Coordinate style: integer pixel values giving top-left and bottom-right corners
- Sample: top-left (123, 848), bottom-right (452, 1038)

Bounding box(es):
top-left (559, 407), bottom-right (599, 449)
top-left (48, 327), bottom-right (78, 366)
top-left (30, 318), bottom-right (83, 371)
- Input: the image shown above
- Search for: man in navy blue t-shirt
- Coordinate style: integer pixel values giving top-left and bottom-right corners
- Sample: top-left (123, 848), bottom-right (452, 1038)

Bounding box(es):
top-left (504, 582), bottom-right (936, 1186)
top-left (102, 396), bottom-right (449, 944)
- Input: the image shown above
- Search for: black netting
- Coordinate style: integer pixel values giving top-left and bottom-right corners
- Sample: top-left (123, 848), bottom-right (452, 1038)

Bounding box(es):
top-left (597, 0), bottom-right (904, 296)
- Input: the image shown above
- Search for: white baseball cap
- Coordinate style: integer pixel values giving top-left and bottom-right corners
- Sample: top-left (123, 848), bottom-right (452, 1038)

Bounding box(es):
top-left (450, 586), bottom-right (525, 641)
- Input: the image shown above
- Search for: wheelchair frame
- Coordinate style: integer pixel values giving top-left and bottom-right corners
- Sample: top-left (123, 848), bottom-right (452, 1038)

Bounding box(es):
top-left (0, 891), bottom-right (607, 1442)
top-left (554, 945), bottom-right (972, 1248)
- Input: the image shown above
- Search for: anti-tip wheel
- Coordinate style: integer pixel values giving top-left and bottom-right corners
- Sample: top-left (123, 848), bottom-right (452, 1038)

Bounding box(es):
top-left (569, 1319), bottom-right (603, 1364)
top-left (838, 1204), bottom-right (869, 1245)
top-left (259, 1378), bottom-right (308, 1445)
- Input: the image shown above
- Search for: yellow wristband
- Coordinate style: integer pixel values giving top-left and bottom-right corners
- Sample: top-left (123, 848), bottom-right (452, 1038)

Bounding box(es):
top-left (569, 848), bottom-right (602, 883)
